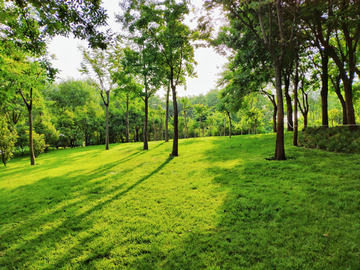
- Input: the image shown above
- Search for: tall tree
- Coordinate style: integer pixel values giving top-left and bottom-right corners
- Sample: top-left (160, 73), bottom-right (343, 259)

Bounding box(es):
top-left (207, 0), bottom-right (300, 160)
top-left (80, 48), bottom-right (114, 150)
top-left (120, 0), bottom-right (197, 156)
top-left (302, 1), bottom-right (360, 129)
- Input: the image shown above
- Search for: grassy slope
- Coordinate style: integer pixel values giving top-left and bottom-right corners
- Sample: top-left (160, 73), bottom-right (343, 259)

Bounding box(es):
top-left (0, 133), bottom-right (359, 269)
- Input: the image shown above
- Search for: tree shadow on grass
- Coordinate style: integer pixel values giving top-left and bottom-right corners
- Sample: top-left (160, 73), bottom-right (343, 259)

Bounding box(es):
top-left (0, 157), bottom-right (173, 269)
top-left (125, 135), bottom-right (360, 269)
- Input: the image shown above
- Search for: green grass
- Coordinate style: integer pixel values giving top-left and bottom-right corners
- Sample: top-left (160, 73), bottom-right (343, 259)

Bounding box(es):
top-left (1, 133), bottom-right (360, 269)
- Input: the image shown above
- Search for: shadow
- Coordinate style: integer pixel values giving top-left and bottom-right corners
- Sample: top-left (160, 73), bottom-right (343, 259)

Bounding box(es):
top-left (0, 157), bottom-right (172, 269)
top-left (124, 133), bottom-right (360, 269)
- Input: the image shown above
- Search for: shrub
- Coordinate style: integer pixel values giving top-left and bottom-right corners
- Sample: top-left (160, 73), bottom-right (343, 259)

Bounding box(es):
top-left (299, 126), bottom-right (360, 153)
top-left (33, 133), bottom-right (46, 158)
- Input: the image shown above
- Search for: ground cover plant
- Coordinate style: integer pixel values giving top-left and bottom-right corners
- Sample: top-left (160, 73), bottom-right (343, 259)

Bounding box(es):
top-left (0, 133), bottom-right (359, 269)
top-left (299, 126), bottom-right (360, 154)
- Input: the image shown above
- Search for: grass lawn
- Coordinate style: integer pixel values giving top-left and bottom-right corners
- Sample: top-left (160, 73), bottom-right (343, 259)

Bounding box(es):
top-left (0, 133), bottom-right (359, 269)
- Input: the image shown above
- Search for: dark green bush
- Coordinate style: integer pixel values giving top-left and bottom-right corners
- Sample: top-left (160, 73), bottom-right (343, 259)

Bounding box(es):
top-left (299, 126), bottom-right (360, 153)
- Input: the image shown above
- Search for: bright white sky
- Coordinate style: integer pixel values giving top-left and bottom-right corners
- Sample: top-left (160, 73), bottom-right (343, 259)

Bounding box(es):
top-left (47, 0), bottom-right (228, 98)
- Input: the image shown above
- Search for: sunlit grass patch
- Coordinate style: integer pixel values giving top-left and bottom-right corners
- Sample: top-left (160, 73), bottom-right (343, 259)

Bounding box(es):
top-left (1, 133), bottom-right (360, 269)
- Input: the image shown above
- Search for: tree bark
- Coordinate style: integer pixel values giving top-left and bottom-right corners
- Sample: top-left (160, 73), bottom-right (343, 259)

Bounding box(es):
top-left (28, 107), bottom-right (35, 165)
top-left (274, 65), bottom-right (286, 160)
top-left (293, 58), bottom-right (299, 146)
top-left (19, 88), bottom-right (35, 165)
top-left (105, 91), bottom-right (110, 150)
top-left (170, 82), bottom-right (178, 156)
top-left (227, 111), bottom-right (232, 139)
top-left (165, 83), bottom-right (170, 142)
top-left (331, 74), bottom-right (348, 125)
top-left (126, 93), bottom-right (130, 143)
top-left (320, 51), bottom-right (329, 127)
top-left (284, 73), bottom-right (293, 131)
top-left (143, 95), bottom-right (149, 150)
top-left (343, 79), bottom-right (356, 128)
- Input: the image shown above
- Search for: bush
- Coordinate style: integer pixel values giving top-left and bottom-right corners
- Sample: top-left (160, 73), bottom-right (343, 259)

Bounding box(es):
top-left (33, 133), bottom-right (46, 158)
top-left (299, 126), bottom-right (360, 153)
top-left (0, 117), bottom-right (17, 166)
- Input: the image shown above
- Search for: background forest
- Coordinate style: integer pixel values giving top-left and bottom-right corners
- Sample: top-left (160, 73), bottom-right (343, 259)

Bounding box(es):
top-left (1, 0), bottom-right (360, 165)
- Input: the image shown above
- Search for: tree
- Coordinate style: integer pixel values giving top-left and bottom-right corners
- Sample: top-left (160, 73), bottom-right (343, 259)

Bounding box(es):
top-left (17, 61), bottom-right (47, 165)
top-left (80, 48), bottom-right (115, 150)
top-left (1, 0), bottom-right (109, 56)
top-left (302, 1), bottom-right (360, 129)
top-left (120, 0), bottom-right (197, 156)
top-left (207, 1), bottom-right (300, 160)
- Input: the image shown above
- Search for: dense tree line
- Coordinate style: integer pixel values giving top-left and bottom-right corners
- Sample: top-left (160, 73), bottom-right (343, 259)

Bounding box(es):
top-left (1, 0), bottom-right (360, 166)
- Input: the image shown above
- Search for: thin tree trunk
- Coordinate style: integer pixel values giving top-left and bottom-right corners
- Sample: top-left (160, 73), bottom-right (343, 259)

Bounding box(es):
top-left (320, 51), bottom-right (329, 127)
top-left (274, 65), bottom-right (286, 160)
top-left (126, 93), bottom-right (129, 143)
top-left (170, 82), bottom-right (178, 156)
top-left (143, 95), bottom-right (149, 150)
top-left (284, 73), bottom-right (293, 131)
top-left (19, 88), bottom-right (35, 165)
top-left (165, 83), bottom-right (170, 142)
top-left (343, 79), bottom-right (356, 128)
top-left (293, 58), bottom-right (299, 146)
top-left (331, 74), bottom-right (348, 125)
top-left (28, 107), bottom-right (35, 165)
top-left (105, 91), bottom-right (110, 150)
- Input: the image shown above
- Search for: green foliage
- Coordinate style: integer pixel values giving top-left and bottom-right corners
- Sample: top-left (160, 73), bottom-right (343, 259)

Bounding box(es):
top-left (0, 117), bottom-right (17, 166)
top-left (299, 126), bottom-right (360, 153)
top-left (15, 125), bottom-right (28, 155)
top-left (32, 132), bottom-right (46, 158)
top-left (34, 116), bottom-right (60, 149)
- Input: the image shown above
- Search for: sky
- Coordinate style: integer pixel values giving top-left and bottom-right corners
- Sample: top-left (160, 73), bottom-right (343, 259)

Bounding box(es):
top-left (47, 0), bottom-right (228, 98)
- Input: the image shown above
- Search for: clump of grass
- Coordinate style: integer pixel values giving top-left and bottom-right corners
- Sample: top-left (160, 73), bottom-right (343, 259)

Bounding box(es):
top-left (0, 133), bottom-right (359, 269)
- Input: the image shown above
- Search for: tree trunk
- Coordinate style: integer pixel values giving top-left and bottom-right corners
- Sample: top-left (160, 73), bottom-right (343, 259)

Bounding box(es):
top-left (304, 113), bottom-right (308, 128)
top-left (143, 95), bottom-right (149, 150)
top-left (202, 126), bottom-right (205, 137)
top-left (28, 107), bottom-right (35, 165)
top-left (170, 82), bottom-right (178, 156)
top-left (274, 65), bottom-right (286, 160)
top-left (343, 79), bottom-right (356, 129)
top-left (226, 111), bottom-right (232, 138)
top-left (320, 51), bottom-right (329, 127)
top-left (284, 74), bottom-right (293, 131)
top-left (105, 91), bottom-right (110, 150)
top-left (332, 75), bottom-right (348, 125)
top-left (165, 83), bottom-right (170, 142)
top-left (293, 59), bottom-right (299, 146)
top-left (126, 93), bottom-right (130, 143)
